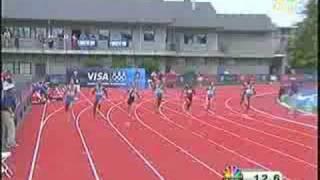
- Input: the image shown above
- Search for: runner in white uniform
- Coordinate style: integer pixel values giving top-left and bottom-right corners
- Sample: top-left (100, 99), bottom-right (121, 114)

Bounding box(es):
top-left (206, 82), bottom-right (216, 111)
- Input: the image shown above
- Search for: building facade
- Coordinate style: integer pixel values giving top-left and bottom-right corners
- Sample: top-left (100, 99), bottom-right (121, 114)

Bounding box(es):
top-left (1, 0), bottom-right (286, 82)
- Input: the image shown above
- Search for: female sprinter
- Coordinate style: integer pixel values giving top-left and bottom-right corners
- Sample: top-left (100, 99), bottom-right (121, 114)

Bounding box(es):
top-left (154, 80), bottom-right (165, 113)
top-left (92, 81), bottom-right (108, 118)
top-left (183, 84), bottom-right (196, 112)
top-left (243, 81), bottom-right (256, 112)
top-left (64, 79), bottom-right (76, 112)
top-left (240, 80), bottom-right (249, 106)
top-left (126, 86), bottom-right (140, 117)
top-left (205, 82), bottom-right (216, 111)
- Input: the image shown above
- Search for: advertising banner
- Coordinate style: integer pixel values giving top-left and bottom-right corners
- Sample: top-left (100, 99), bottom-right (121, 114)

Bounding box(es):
top-left (66, 68), bottom-right (146, 88)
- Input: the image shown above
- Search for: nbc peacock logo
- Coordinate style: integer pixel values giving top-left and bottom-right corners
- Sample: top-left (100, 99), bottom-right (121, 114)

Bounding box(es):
top-left (223, 165), bottom-right (243, 180)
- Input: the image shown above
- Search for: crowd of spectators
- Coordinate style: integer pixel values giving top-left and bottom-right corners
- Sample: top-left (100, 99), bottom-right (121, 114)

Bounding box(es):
top-left (1, 70), bottom-right (17, 152)
top-left (2, 28), bottom-right (20, 49)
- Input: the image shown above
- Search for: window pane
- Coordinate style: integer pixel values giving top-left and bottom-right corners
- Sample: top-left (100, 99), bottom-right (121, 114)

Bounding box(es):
top-left (184, 34), bottom-right (193, 44)
top-left (144, 31), bottom-right (154, 41)
top-left (30, 28), bottom-right (36, 39)
top-left (24, 27), bottom-right (31, 38)
top-left (18, 27), bottom-right (24, 38)
top-left (98, 29), bottom-right (109, 40)
top-left (121, 32), bottom-right (132, 41)
top-left (196, 34), bottom-right (207, 44)
top-left (2, 63), bottom-right (14, 73)
top-left (14, 62), bottom-right (20, 74)
top-left (36, 28), bottom-right (47, 39)
top-left (143, 26), bottom-right (154, 41)
top-left (20, 62), bottom-right (31, 74)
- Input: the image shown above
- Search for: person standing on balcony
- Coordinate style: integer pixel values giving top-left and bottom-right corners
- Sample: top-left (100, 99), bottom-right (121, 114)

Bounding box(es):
top-left (14, 35), bottom-right (19, 49)
top-left (48, 34), bottom-right (54, 49)
top-left (4, 29), bottom-right (11, 48)
top-left (72, 34), bottom-right (77, 50)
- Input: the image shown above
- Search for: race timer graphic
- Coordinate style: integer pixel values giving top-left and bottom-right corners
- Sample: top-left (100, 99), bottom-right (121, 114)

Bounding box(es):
top-left (223, 166), bottom-right (283, 180)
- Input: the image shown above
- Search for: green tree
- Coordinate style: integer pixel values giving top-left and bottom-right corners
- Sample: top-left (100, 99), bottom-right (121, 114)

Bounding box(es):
top-left (83, 55), bottom-right (104, 67)
top-left (111, 56), bottom-right (127, 68)
top-left (139, 57), bottom-right (160, 74)
top-left (288, 0), bottom-right (318, 69)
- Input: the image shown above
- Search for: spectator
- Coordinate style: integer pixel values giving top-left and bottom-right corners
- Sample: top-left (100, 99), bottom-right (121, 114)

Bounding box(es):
top-left (72, 34), bottom-right (77, 50)
top-left (14, 35), bottom-right (19, 49)
top-left (48, 35), bottom-right (54, 49)
top-left (4, 29), bottom-right (11, 48)
top-left (1, 79), bottom-right (17, 151)
top-left (197, 73), bottom-right (204, 87)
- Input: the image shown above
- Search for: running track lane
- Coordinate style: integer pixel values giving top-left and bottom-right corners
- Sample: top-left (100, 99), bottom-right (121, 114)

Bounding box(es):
top-left (104, 95), bottom-right (220, 179)
top-left (160, 94), bottom-right (316, 179)
top-left (3, 104), bottom-right (46, 180)
top-left (165, 100), bottom-right (316, 164)
top-left (136, 99), bottom-right (260, 178)
top-left (31, 100), bottom-right (95, 180)
top-left (224, 95), bottom-right (317, 136)
top-left (4, 101), bottom-right (66, 180)
top-left (77, 90), bottom-right (160, 180)
top-left (223, 97), bottom-right (317, 143)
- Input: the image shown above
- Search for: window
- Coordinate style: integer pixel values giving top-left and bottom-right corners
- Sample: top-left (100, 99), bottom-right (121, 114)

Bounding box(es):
top-left (19, 62), bottom-right (32, 75)
top-left (184, 34), bottom-right (193, 44)
top-left (196, 34), bottom-right (207, 44)
top-left (36, 27), bottom-right (47, 39)
top-left (2, 63), bottom-right (14, 73)
top-left (15, 27), bottom-right (31, 38)
top-left (98, 29), bottom-right (109, 40)
top-left (24, 27), bottom-right (31, 38)
top-left (143, 26), bottom-right (155, 42)
top-left (121, 32), bottom-right (132, 41)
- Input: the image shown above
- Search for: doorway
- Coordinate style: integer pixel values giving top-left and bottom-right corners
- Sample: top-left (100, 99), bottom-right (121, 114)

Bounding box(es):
top-left (35, 63), bottom-right (46, 78)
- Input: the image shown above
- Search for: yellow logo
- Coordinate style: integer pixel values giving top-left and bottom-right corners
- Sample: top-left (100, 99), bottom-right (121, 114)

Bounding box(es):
top-left (273, 0), bottom-right (299, 14)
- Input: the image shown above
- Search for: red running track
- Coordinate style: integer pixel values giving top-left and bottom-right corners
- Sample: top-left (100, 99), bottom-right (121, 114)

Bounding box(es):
top-left (3, 84), bottom-right (317, 180)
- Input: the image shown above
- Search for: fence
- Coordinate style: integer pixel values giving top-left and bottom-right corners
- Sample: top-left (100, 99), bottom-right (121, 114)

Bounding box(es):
top-left (13, 80), bottom-right (33, 127)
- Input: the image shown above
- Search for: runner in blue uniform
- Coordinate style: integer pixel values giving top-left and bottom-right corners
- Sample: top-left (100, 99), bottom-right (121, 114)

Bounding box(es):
top-left (154, 80), bottom-right (165, 112)
top-left (92, 81), bottom-right (108, 118)
top-left (206, 82), bottom-right (216, 111)
top-left (64, 80), bottom-right (76, 112)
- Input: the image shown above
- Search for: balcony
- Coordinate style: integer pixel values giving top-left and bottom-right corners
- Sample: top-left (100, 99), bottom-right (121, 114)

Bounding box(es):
top-left (2, 38), bottom-right (226, 57)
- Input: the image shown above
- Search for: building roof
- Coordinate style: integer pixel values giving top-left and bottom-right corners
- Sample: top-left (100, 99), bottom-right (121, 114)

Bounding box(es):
top-left (2, 0), bottom-right (273, 31)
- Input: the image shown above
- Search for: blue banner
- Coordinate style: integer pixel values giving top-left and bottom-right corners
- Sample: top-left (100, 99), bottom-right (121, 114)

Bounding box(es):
top-left (66, 68), bottom-right (146, 88)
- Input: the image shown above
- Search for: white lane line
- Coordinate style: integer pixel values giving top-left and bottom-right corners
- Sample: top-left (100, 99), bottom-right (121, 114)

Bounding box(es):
top-left (224, 97), bottom-right (316, 139)
top-left (134, 99), bottom-right (223, 178)
top-left (27, 103), bottom-right (48, 180)
top-left (27, 101), bottom-right (84, 180)
top-left (81, 92), bottom-right (165, 180)
top-left (163, 100), bottom-right (317, 168)
top-left (72, 103), bottom-right (100, 180)
top-left (146, 99), bottom-right (292, 180)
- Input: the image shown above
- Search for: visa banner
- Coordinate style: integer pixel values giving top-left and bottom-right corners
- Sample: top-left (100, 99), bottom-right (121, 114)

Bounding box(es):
top-left (66, 68), bottom-right (146, 88)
